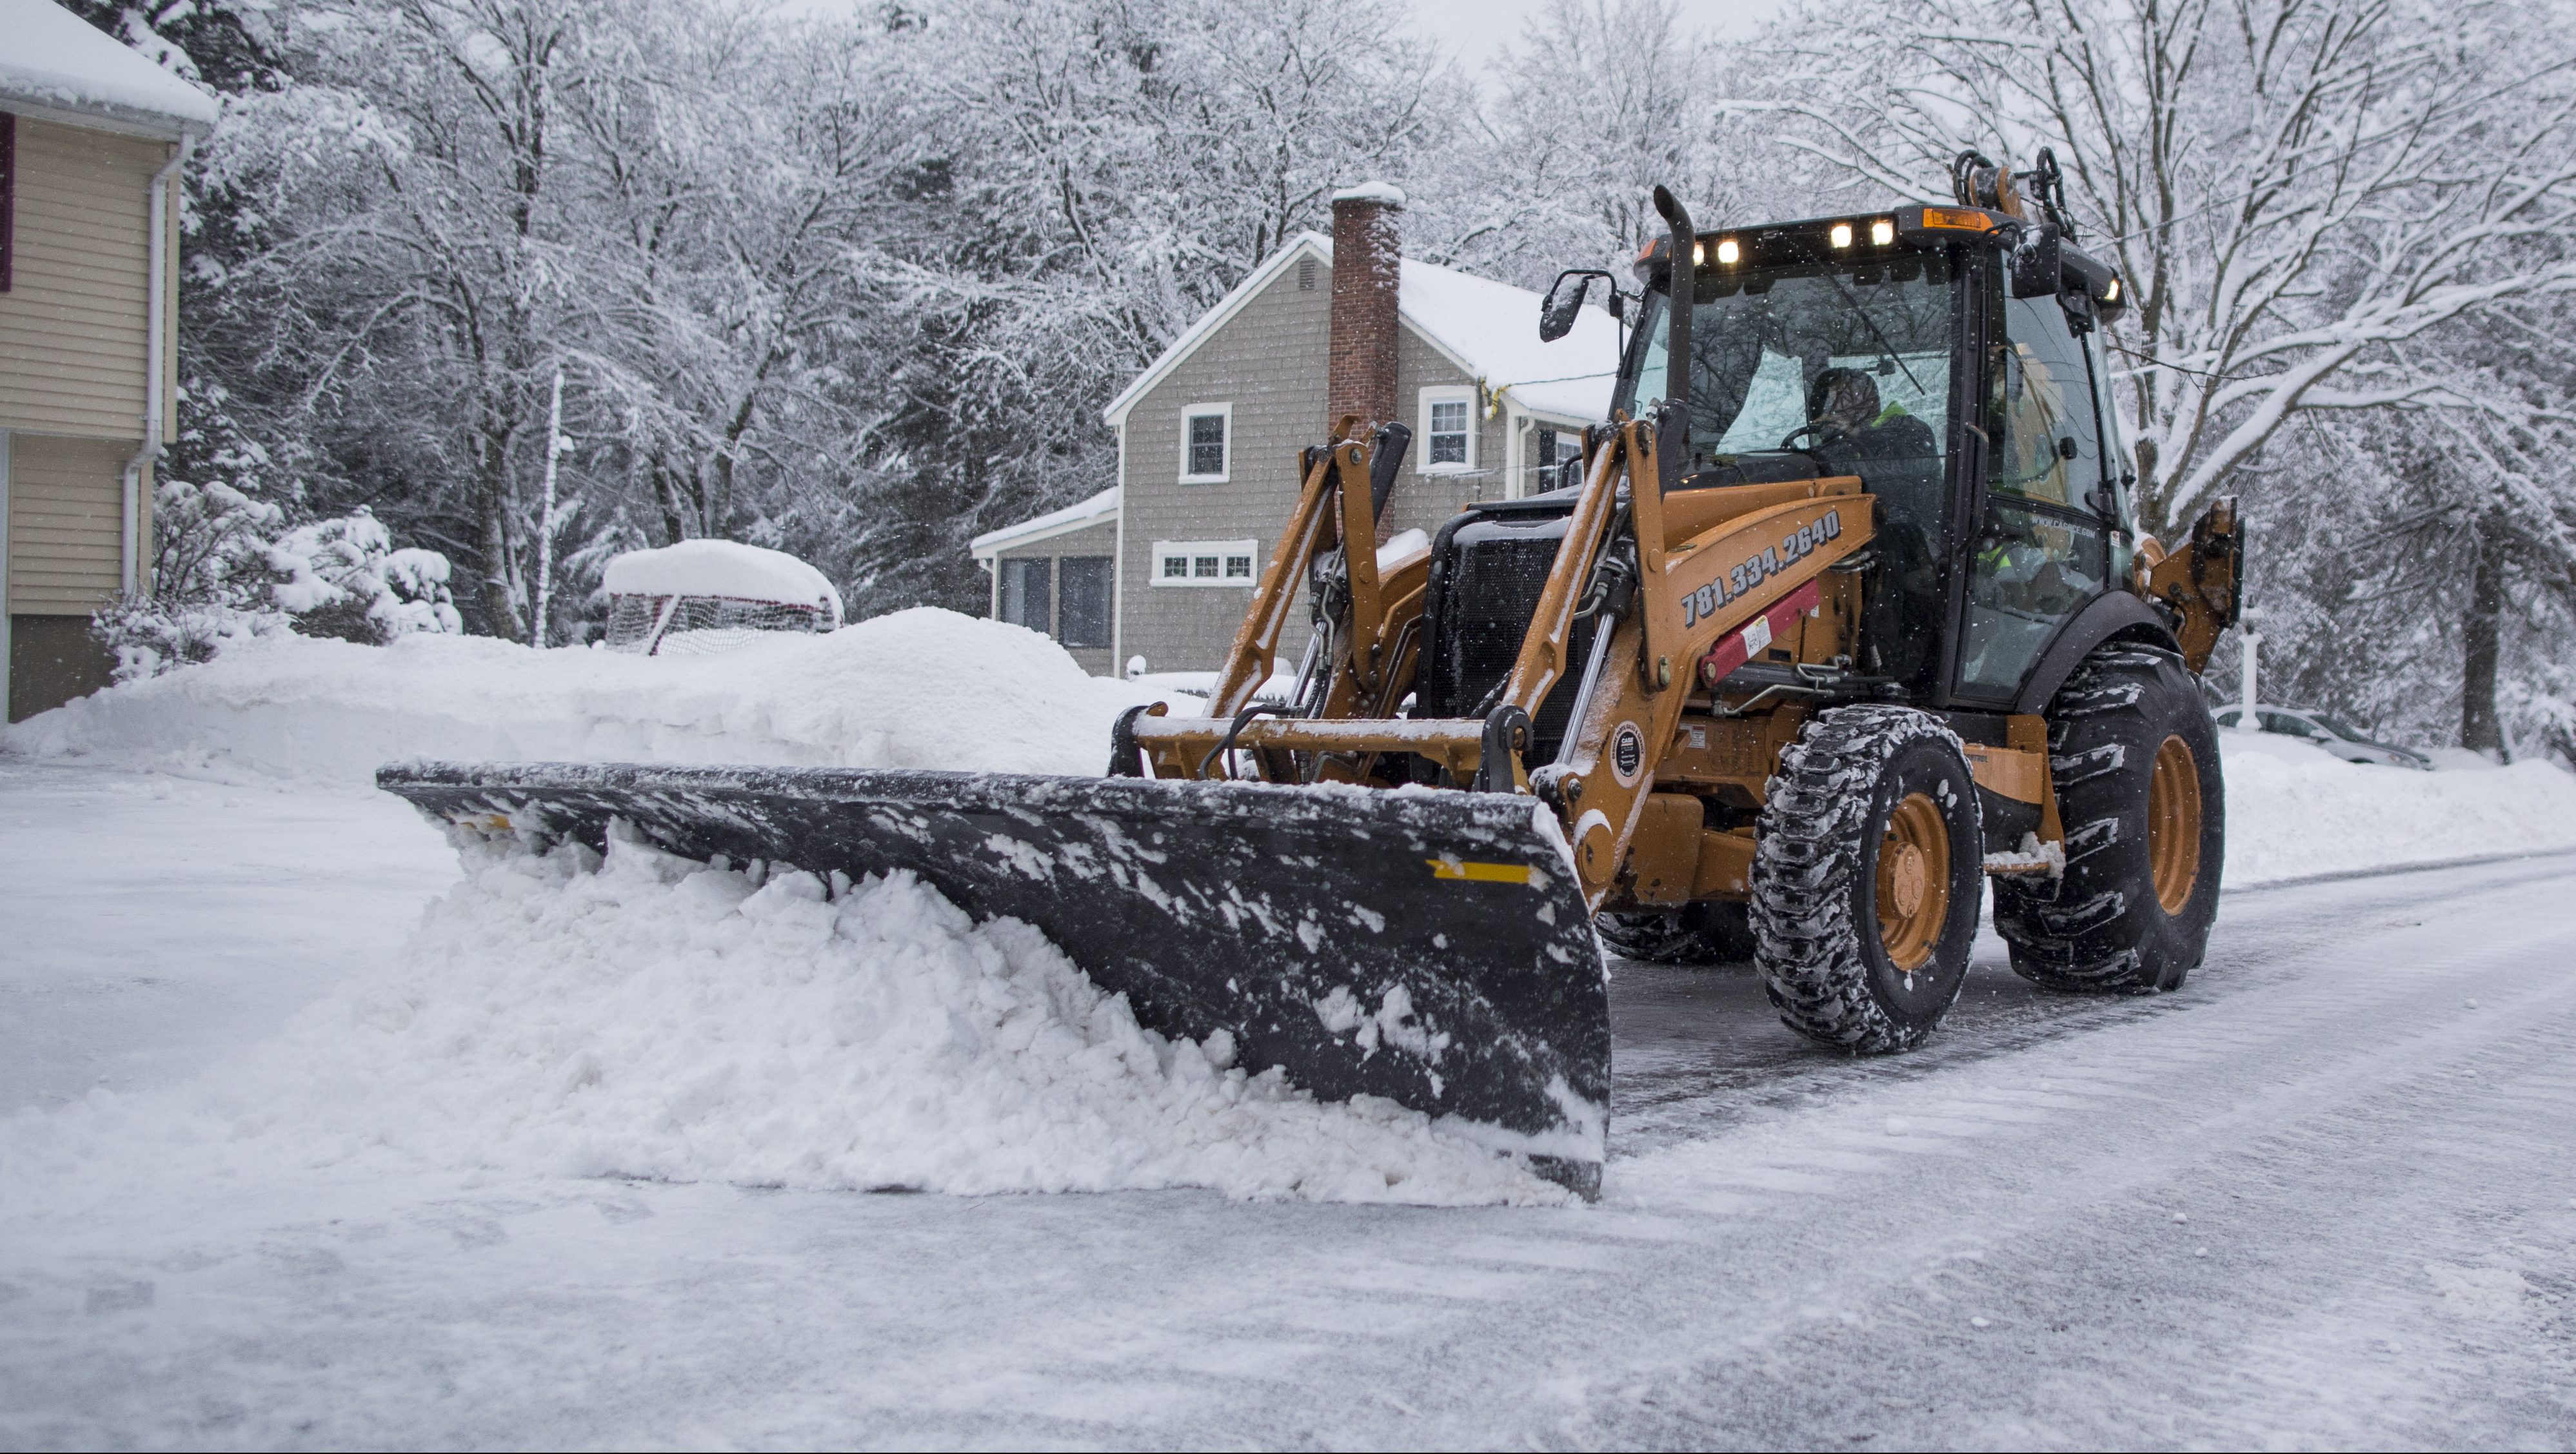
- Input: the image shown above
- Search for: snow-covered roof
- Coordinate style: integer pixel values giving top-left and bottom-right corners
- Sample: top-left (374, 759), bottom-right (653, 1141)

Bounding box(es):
top-left (602, 540), bottom-right (842, 618)
top-left (0, 0), bottom-right (221, 138)
top-left (969, 486), bottom-right (1120, 563)
top-left (1102, 232), bottom-right (1622, 430)
top-left (1392, 255), bottom-right (1623, 423)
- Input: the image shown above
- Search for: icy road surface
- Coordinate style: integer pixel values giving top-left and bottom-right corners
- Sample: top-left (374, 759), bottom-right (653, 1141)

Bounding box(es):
top-left (3, 759), bottom-right (2573, 1448)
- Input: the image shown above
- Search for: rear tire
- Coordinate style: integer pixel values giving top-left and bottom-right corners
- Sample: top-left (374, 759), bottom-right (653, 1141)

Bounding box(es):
top-left (1752, 706), bottom-right (1984, 1052)
top-left (1596, 901), bottom-right (1757, 965)
top-left (1996, 645), bottom-right (2224, 993)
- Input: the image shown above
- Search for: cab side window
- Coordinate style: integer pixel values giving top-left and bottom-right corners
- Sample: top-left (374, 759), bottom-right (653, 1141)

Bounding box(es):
top-left (1957, 290), bottom-right (2113, 699)
top-left (1986, 296), bottom-right (2104, 507)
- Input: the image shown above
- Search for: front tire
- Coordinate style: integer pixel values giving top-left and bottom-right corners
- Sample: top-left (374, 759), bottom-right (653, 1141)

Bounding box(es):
top-left (1752, 706), bottom-right (1985, 1052)
top-left (1996, 645), bottom-right (2224, 993)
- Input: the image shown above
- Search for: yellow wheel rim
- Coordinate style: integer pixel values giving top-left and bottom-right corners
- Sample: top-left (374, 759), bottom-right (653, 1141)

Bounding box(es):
top-left (1876, 791), bottom-right (1950, 971)
top-left (2148, 734), bottom-right (2203, 915)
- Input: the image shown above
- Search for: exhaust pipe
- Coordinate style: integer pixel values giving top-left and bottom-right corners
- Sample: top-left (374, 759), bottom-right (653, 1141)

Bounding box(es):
top-left (1652, 186), bottom-right (1695, 484)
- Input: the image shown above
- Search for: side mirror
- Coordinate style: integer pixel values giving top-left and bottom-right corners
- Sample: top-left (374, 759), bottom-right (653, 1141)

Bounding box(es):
top-left (2010, 220), bottom-right (2061, 299)
top-left (1539, 270), bottom-right (1592, 342)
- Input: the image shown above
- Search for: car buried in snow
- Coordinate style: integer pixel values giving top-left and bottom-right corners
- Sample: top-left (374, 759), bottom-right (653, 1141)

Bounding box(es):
top-left (2215, 705), bottom-right (2434, 770)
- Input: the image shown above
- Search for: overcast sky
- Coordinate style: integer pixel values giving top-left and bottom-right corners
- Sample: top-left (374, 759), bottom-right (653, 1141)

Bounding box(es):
top-left (778, 0), bottom-right (1794, 74)
top-left (1404, 0), bottom-right (1789, 72)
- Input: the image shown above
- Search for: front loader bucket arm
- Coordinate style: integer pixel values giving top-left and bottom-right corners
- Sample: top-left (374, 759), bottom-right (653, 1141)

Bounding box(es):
top-left (380, 761), bottom-right (1609, 1197)
top-left (1207, 421), bottom-right (1418, 725)
top-left (2143, 495), bottom-right (2243, 674)
top-left (1209, 444), bottom-right (1341, 720)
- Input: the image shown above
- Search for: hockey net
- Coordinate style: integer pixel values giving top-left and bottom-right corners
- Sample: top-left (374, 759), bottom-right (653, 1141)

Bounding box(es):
top-left (604, 594), bottom-right (831, 655)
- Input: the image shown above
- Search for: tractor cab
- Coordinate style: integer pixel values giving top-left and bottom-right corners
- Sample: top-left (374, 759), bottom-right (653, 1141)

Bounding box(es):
top-left (1603, 197), bottom-right (2137, 712)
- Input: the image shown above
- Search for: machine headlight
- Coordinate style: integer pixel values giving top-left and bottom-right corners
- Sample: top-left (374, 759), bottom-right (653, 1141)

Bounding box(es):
top-left (1716, 237), bottom-right (1740, 265)
top-left (1829, 222), bottom-right (1853, 249)
top-left (1870, 218), bottom-right (1895, 246)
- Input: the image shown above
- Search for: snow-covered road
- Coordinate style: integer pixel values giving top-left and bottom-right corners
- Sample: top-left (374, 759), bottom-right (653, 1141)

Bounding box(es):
top-left (3, 760), bottom-right (2573, 1448)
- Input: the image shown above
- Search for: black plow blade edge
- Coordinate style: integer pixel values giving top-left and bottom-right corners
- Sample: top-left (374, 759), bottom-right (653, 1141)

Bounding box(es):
top-left (377, 761), bottom-right (1609, 1198)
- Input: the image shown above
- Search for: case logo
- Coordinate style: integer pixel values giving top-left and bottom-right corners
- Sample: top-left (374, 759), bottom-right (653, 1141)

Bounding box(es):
top-left (1611, 723), bottom-right (1646, 785)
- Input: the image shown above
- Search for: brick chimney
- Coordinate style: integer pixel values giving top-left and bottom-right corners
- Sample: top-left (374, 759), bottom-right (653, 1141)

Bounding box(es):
top-left (1327, 182), bottom-right (1405, 431)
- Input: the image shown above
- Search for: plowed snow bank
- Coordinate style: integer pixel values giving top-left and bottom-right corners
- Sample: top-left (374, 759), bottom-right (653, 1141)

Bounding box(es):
top-left (8, 616), bottom-right (2572, 888)
top-left (0, 607), bottom-right (1153, 783)
top-left (0, 836), bottom-right (1563, 1206)
top-left (2217, 731), bottom-right (2576, 887)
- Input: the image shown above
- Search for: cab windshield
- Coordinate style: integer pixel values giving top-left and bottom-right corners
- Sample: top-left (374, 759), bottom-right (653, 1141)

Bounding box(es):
top-left (1620, 254), bottom-right (1956, 476)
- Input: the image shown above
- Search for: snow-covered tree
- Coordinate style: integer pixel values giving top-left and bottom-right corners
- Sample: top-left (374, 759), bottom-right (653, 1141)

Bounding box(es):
top-left (1751, 0), bottom-right (2576, 536)
top-left (1414, 0), bottom-right (1728, 288)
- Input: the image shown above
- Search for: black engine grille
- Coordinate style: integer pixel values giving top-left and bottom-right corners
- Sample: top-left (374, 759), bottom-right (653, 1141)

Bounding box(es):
top-left (1420, 509), bottom-right (1596, 765)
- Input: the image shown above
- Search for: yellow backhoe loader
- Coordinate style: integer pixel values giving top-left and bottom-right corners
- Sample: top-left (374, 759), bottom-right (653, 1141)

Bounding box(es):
top-left (383, 155), bottom-right (2241, 1199)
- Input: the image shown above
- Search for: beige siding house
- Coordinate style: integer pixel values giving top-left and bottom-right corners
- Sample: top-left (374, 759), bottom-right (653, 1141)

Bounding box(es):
top-left (1, 0), bottom-right (218, 720)
top-left (974, 191), bottom-right (1623, 678)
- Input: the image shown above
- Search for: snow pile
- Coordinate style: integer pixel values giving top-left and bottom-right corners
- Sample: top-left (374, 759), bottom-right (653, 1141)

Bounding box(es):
top-left (601, 538), bottom-right (843, 617)
top-left (2219, 729), bottom-right (2576, 886)
top-left (4, 607), bottom-right (1156, 784)
top-left (0, 835), bottom-right (1563, 1207)
top-left (14, 605), bottom-right (2571, 886)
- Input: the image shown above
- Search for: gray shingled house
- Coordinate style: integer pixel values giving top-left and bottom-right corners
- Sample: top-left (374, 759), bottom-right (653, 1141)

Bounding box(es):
top-left (971, 186), bottom-right (1620, 678)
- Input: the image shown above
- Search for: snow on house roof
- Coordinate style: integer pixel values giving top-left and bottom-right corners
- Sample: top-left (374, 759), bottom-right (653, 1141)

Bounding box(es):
top-left (1391, 254), bottom-right (1623, 424)
top-left (1101, 232), bottom-right (1621, 430)
top-left (602, 540), bottom-right (843, 618)
top-left (0, 0), bottom-right (222, 137)
top-left (969, 485), bottom-right (1120, 562)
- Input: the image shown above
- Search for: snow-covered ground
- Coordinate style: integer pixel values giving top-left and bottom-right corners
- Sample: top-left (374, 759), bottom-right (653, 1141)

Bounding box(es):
top-left (4, 754), bottom-right (2572, 1446)
top-left (5, 613), bottom-right (2575, 1444)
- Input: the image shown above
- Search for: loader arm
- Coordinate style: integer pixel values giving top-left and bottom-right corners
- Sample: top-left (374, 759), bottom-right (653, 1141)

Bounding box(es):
top-left (2139, 495), bottom-right (2243, 674)
top-left (1131, 413), bottom-right (1879, 914)
top-left (1129, 420), bottom-right (1641, 787)
top-left (1207, 442), bottom-right (1342, 721)
top-left (1532, 416), bottom-right (1875, 909)
top-left (1199, 425), bottom-right (1431, 778)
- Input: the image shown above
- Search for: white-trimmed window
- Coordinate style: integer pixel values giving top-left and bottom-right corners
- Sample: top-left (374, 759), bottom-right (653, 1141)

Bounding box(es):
top-left (1528, 422), bottom-right (1583, 496)
top-left (1179, 403), bottom-right (1232, 482)
top-left (1153, 538), bottom-right (1258, 587)
top-left (1420, 387), bottom-right (1475, 470)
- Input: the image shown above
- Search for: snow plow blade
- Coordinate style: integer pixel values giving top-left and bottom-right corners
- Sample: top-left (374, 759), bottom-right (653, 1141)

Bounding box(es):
top-left (377, 761), bottom-right (1610, 1196)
